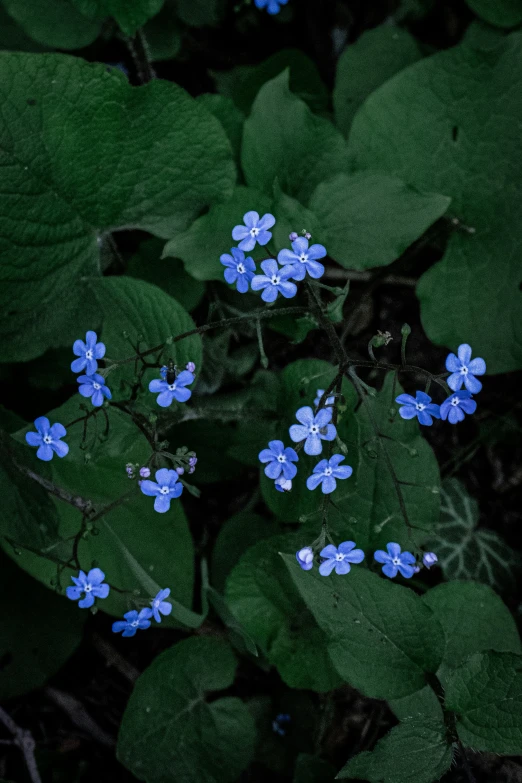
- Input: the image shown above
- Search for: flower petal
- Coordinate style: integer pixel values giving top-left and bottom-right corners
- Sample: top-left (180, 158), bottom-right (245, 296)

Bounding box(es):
top-left (295, 406), bottom-right (314, 426)
top-left (345, 548), bottom-right (365, 564)
top-left (464, 374), bottom-right (482, 394)
top-left (289, 424), bottom-right (308, 443)
top-left (305, 260), bottom-right (325, 279)
top-left (382, 562), bottom-right (398, 579)
top-left (243, 210), bottom-right (260, 228)
top-left (232, 225), bottom-right (250, 241)
top-left (51, 440), bottom-right (69, 458)
top-left (398, 563), bottom-right (415, 579)
top-left (458, 344), bottom-right (472, 364)
top-left (374, 550), bottom-right (390, 564)
top-left (36, 444), bottom-right (53, 461)
top-left (34, 416), bottom-right (50, 435)
top-left (318, 558), bottom-right (337, 576)
top-left (26, 432), bottom-right (42, 447)
top-left (154, 494), bottom-right (171, 513)
top-left (260, 258), bottom-right (278, 277)
top-left (257, 213), bottom-right (276, 230)
top-left (307, 244), bottom-right (327, 260)
top-left (315, 408), bottom-right (332, 428)
top-left (445, 353), bottom-right (460, 372)
top-left (417, 410), bottom-right (433, 426)
top-left (261, 286), bottom-right (278, 303)
top-left (387, 542), bottom-right (401, 558)
top-left (278, 282), bottom-right (297, 299)
top-left (238, 236), bottom-right (256, 251)
top-left (277, 249), bottom-right (298, 266)
top-left (321, 475), bottom-right (336, 494)
top-left (173, 387), bottom-right (191, 403)
top-left (398, 405), bottom-right (417, 420)
top-left (256, 229), bottom-right (272, 246)
top-left (304, 433), bottom-right (322, 456)
top-left (156, 390), bottom-right (174, 407)
top-left (468, 357), bottom-right (486, 375)
top-left (140, 480), bottom-right (161, 497)
top-left (332, 465), bottom-right (352, 479)
top-left (334, 559), bottom-right (351, 575)
top-left (50, 423), bottom-right (66, 439)
top-left (459, 398), bottom-right (477, 414)
top-left (395, 394), bottom-right (417, 405)
top-left (71, 356), bottom-right (87, 373)
top-left (306, 472), bottom-right (324, 491)
top-left (78, 593), bottom-right (95, 609)
top-left (149, 379), bottom-right (167, 393)
top-left (265, 461), bottom-right (282, 479)
top-left (447, 371), bottom-right (463, 392)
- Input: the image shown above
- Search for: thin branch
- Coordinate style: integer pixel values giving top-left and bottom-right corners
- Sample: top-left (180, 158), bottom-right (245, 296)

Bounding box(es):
top-left (0, 705), bottom-right (42, 783)
top-left (13, 461), bottom-right (92, 514)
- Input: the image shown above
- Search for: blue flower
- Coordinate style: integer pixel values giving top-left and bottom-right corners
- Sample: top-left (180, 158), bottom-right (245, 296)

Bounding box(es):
top-left (259, 440), bottom-right (298, 480)
top-left (71, 331), bottom-right (106, 375)
top-left (140, 468), bottom-right (183, 512)
top-left (251, 259), bottom-right (297, 303)
top-left (423, 552), bottom-right (438, 569)
top-left (112, 608), bottom-right (153, 638)
top-left (232, 211), bottom-right (276, 251)
top-left (289, 406), bottom-right (336, 456)
top-left (150, 588), bottom-right (172, 623)
top-left (278, 237), bottom-right (327, 281)
top-left (446, 344), bottom-right (486, 393)
top-left (160, 365), bottom-right (168, 380)
top-left (272, 713), bottom-right (291, 736)
top-left (66, 568), bottom-right (110, 609)
top-left (314, 389), bottom-right (335, 408)
top-left (374, 543), bottom-right (416, 579)
top-left (319, 541), bottom-right (365, 576)
top-left (220, 247), bottom-right (256, 293)
top-left (77, 373), bottom-right (112, 407)
top-left (275, 477), bottom-right (292, 492)
top-left (149, 369), bottom-right (194, 407)
top-left (440, 390), bottom-right (477, 424)
top-left (25, 417), bottom-right (69, 462)
top-left (306, 454), bottom-right (353, 494)
top-left (254, 0), bottom-right (289, 14)
top-left (395, 391), bottom-right (441, 426)
top-left (296, 546), bottom-right (314, 571)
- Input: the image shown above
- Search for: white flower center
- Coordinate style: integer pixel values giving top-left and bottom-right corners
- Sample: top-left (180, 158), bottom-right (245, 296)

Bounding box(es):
top-left (237, 263), bottom-right (246, 274)
top-left (310, 425), bottom-right (319, 434)
top-left (84, 584), bottom-right (92, 592)
top-left (451, 397), bottom-right (460, 406)
top-left (168, 383), bottom-right (177, 391)
top-left (270, 275), bottom-right (280, 285)
top-left (131, 620), bottom-right (139, 627)
top-left (335, 553), bottom-right (344, 561)
top-left (392, 557), bottom-right (401, 565)
top-left (93, 382), bottom-right (101, 390)
top-left (277, 454), bottom-right (286, 462)
top-left (43, 434), bottom-right (52, 444)
top-left (160, 485), bottom-right (170, 494)
top-left (86, 349), bottom-right (93, 360)
top-left (153, 599), bottom-right (160, 608)
top-left (324, 467), bottom-right (333, 476)
top-left (460, 366), bottom-right (468, 374)
top-left (250, 227), bottom-right (260, 237)
top-left (415, 403), bottom-right (425, 411)
top-left (299, 253), bottom-right (308, 263)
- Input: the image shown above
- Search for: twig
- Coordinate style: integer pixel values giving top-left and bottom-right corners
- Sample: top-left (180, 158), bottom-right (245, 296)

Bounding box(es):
top-left (12, 461), bottom-right (92, 514)
top-left (0, 705), bottom-right (42, 783)
top-left (45, 688), bottom-right (115, 748)
top-left (91, 633), bottom-right (139, 683)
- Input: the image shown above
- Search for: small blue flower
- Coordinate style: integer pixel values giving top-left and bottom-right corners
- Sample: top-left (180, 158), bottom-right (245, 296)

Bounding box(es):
top-left (275, 476), bottom-right (292, 492)
top-left (66, 568), bottom-right (110, 609)
top-left (71, 331), bottom-right (106, 375)
top-left (160, 365), bottom-right (168, 380)
top-left (112, 608), bottom-right (153, 638)
top-left (395, 391), bottom-right (441, 426)
top-left (150, 588), bottom-right (172, 623)
top-left (440, 390), bottom-right (477, 424)
top-left (314, 389), bottom-right (335, 408)
top-left (319, 541), bottom-right (365, 576)
top-left (220, 247), bottom-right (256, 293)
top-left (259, 440), bottom-right (298, 480)
top-left (289, 406), bottom-right (336, 456)
top-left (306, 454), bottom-right (353, 494)
top-left (374, 543), bottom-right (416, 579)
top-left (423, 552), bottom-right (438, 569)
top-left (278, 237), bottom-right (327, 281)
top-left (272, 713), bottom-right (291, 736)
top-left (149, 369), bottom-right (194, 407)
top-left (232, 211), bottom-right (275, 251)
top-left (140, 468), bottom-right (183, 512)
top-left (77, 373), bottom-right (112, 407)
top-left (296, 546), bottom-right (314, 571)
top-left (446, 344), bottom-right (486, 393)
top-left (254, 0), bottom-right (289, 14)
top-left (251, 259), bottom-right (297, 303)
top-left (26, 417), bottom-right (69, 461)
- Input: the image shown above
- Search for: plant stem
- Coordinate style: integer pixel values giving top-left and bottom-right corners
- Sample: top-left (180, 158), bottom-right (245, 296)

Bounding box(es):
top-left (0, 706), bottom-right (42, 783)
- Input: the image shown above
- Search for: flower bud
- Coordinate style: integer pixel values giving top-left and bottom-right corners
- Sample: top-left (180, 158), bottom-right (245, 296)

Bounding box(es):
top-left (289, 231), bottom-right (298, 241)
top-left (296, 546), bottom-right (314, 571)
top-left (186, 361), bottom-right (196, 373)
top-left (176, 467), bottom-right (184, 475)
top-left (139, 467), bottom-right (151, 478)
top-left (422, 552), bottom-right (438, 569)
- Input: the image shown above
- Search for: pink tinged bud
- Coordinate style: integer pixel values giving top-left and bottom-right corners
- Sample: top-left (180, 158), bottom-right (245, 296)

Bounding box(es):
top-left (304, 232), bottom-right (312, 240)
top-left (176, 467), bottom-right (184, 475)
top-left (139, 467), bottom-right (151, 478)
top-left (186, 362), bottom-right (196, 373)
top-left (189, 466), bottom-right (195, 474)
top-left (289, 232), bottom-right (298, 241)
top-left (423, 552), bottom-right (438, 569)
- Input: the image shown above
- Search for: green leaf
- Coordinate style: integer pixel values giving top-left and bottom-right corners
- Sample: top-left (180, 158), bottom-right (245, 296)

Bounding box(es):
top-left (226, 536), bottom-right (342, 691)
top-left (175, 0), bottom-right (224, 26)
top-left (283, 556), bottom-right (444, 699)
top-left (87, 276), bottom-right (202, 399)
top-left (464, 0), bottom-right (522, 28)
top-left (143, 0), bottom-right (182, 61)
top-left (206, 586), bottom-right (258, 656)
top-left (197, 94), bottom-right (244, 168)
top-left (337, 717), bottom-right (452, 783)
top-left (349, 34), bottom-right (522, 373)
top-left (126, 238), bottom-right (205, 312)
top-left (389, 686), bottom-right (444, 723)
top-left (163, 186), bottom-right (272, 281)
top-left (427, 478), bottom-right (520, 592)
top-left (211, 511), bottom-right (277, 593)
top-left (70, 0), bottom-right (163, 36)
top-left (445, 651), bottom-right (522, 753)
top-left (242, 70), bottom-right (350, 203)
top-left (2, 0), bottom-right (101, 49)
top-left (0, 3), bottom-right (51, 51)
top-left (0, 52), bottom-right (234, 362)
top-left (211, 48), bottom-right (329, 115)
top-left (293, 754), bottom-right (337, 783)
top-left (270, 185), bottom-right (322, 249)
top-left (334, 25), bottom-right (422, 136)
top-left (0, 551), bottom-right (85, 700)
top-left (117, 637), bottom-right (256, 783)
top-left (309, 172), bottom-right (450, 270)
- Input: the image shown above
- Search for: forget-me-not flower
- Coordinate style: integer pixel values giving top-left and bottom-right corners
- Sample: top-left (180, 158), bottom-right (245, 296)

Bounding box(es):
top-left (77, 373), bottom-right (112, 407)
top-left (112, 608), bottom-right (153, 637)
top-left (440, 390), bottom-right (477, 424)
top-left (66, 568), bottom-right (110, 608)
top-left (395, 391), bottom-right (441, 426)
top-left (306, 454), bottom-right (353, 494)
top-left (259, 440), bottom-right (298, 480)
top-left (251, 259), bottom-right (297, 303)
top-left (150, 588), bottom-right (172, 623)
top-left (140, 468), bottom-right (183, 512)
top-left (71, 331), bottom-right (106, 375)
top-left (26, 417), bottom-right (69, 461)
top-left (254, 0), bottom-right (289, 14)
top-left (220, 247), bottom-right (256, 293)
top-left (446, 344), bottom-right (486, 393)
top-left (374, 543), bottom-right (416, 579)
top-left (319, 541), bottom-right (365, 576)
top-left (423, 552), bottom-right (438, 569)
top-left (296, 546), bottom-right (314, 571)
top-left (314, 389), bottom-right (335, 408)
top-left (149, 369), bottom-right (194, 407)
top-left (289, 406), bottom-right (336, 456)
top-left (232, 211), bottom-right (275, 251)
top-left (278, 237), bottom-right (327, 281)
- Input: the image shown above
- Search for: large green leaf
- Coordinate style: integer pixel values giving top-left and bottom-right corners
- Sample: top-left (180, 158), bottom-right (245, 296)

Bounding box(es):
top-left (0, 52), bottom-right (234, 362)
top-left (176, 0), bottom-right (224, 27)
top-left (334, 25), bottom-right (422, 136)
top-left (445, 651), bottom-right (522, 753)
top-left (211, 511), bottom-right (277, 593)
top-left (70, 0), bottom-right (163, 36)
top-left (283, 556), bottom-right (444, 699)
top-left (427, 478), bottom-right (520, 591)
top-left (226, 536), bottom-right (342, 691)
top-left (242, 71), bottom-right (350, 204)
top-left (349, 34), bottom-right (522, 373)
top-left (309, 172), bottom-right (450, 270)
top-left (2, 0), bottom-right (101, 48)
top-left (117, 637), bottom-right (256, 783)
top-left (337, 717), bottom-right (452, 783)
top-left (464, 0), bottom-right (522, 28)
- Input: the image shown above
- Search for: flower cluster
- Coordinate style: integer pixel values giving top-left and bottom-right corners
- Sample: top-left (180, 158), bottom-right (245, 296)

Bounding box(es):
top-left (254, 0), bottom-right (288, 14)
top-left (112, 588), bottom-right (173, 638)
top-left (220, 211), bottom-right (327, 303)
top-left (73, 331), bottom-right (112, 406)
top-left (396, 344), bottom-right (485, 426)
